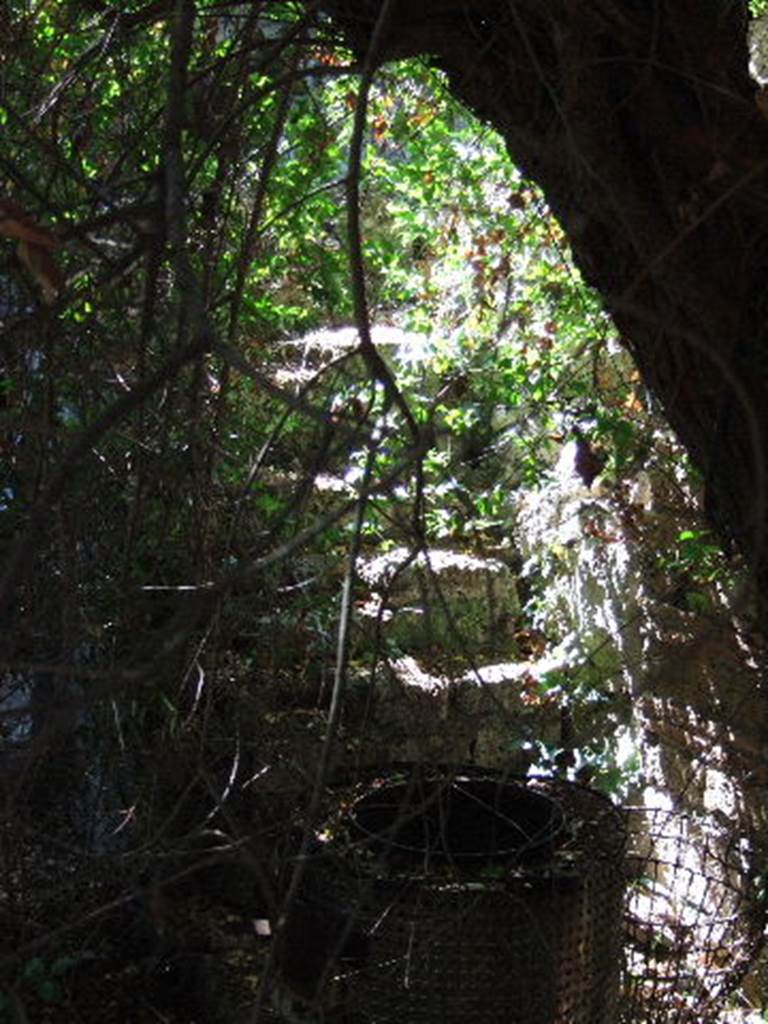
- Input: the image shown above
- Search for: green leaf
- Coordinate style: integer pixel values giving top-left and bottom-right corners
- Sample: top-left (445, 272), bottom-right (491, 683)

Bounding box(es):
top-left (22, 959), bottom-right (45, 983)
top-left (50, 956), bottom-right (79, 976)
top-left (38, 979), bottom-right (63, 1003)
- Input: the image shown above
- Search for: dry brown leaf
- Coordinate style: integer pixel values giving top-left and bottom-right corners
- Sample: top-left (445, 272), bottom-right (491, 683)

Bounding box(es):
top-left (0, 198), bottom-right (59, 249)
top-left (0, 198), bottom-right (64, 302)
top-left (17, 239), bottom-right (65, 304)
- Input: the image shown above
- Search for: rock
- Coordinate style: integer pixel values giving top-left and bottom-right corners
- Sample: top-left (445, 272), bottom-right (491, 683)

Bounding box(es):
top-left (357, 547), bottom-right (519, 657)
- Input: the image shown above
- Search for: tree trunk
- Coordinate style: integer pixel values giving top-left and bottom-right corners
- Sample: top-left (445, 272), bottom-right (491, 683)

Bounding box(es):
top-left (318, 0), bottom-right (768, 601)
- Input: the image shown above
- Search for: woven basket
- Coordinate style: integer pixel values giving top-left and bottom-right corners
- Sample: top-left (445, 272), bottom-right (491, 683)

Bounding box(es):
top-left (304, 767), bottom-right (626, 1024)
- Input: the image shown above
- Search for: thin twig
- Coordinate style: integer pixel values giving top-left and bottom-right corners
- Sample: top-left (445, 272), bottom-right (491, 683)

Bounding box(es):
top-left (0, 337), bottom-right (207, 622)
top-left (226, 58), bottom-right (298, 344)
top-left (251, 432), bottom-right (380, 1023)
top-left (345, 0), bottom-right (420, 439)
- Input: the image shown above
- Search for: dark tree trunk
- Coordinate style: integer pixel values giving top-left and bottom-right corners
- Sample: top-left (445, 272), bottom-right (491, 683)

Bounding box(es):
top-left (318, 0), bottom-right (768, 601)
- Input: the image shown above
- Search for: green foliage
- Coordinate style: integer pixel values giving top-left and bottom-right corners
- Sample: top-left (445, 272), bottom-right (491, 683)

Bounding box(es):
top-left (666, 529), bottom-right (729, 584)
top-left (0, 955), bottom-right (83, 1014)
top-left (653, 527), bottom-right (734, 614)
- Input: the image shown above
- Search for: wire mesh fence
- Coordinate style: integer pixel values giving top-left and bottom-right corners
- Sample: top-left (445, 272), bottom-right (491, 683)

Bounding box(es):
top-left (620, 805), bottom-right (765, 1024)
